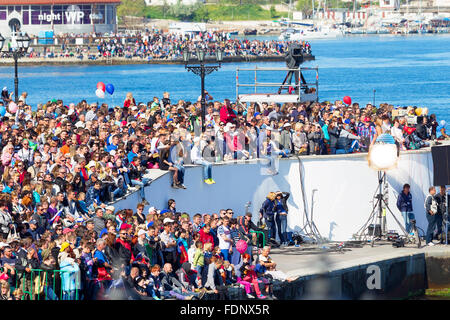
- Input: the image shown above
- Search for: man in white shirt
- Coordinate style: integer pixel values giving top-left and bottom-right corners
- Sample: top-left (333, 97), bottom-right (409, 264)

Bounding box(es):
top-left (190, 137), bottom-right (215, 185)
top-left (217, 217), bottom-right (232, 262)
top-left (258, 246), bottom-right (298, 282)
top-left (18, 92), bottom-right (27, 104)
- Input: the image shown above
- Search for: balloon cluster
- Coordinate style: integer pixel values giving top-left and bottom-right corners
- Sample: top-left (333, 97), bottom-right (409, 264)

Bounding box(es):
top-left (95, 82), bottom-right (114, 99)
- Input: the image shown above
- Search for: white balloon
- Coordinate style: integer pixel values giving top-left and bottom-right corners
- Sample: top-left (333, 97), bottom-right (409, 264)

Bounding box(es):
top-left (95, 88), bottom-right (105, 99)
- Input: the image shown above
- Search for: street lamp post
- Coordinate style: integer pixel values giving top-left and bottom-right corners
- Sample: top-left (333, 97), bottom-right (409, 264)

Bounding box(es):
top-left (183, 47), bottom-right (223, 132)
top-left (0, 33), bottom-right (31, 103)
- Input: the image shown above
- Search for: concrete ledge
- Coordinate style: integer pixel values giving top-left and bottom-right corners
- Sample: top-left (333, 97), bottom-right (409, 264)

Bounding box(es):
top-left (0, 54), bottom-right (315, 66)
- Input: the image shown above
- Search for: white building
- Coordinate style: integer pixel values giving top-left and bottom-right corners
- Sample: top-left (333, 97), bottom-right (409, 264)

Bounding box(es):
top-left (0, 0), bottom-right (120, 37)
top-left (145, 0), bottom-right (202, 5)
top-left (379, 0), bottom-right (401, 9)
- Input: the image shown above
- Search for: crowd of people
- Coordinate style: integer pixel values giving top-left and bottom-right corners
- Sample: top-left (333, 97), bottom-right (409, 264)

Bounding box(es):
top-left (0, 196), bottom-right (297, 300)
top-left (27, 30), bottom-right (312, 61)
top-left (0, 86), bottom-right (447, 300)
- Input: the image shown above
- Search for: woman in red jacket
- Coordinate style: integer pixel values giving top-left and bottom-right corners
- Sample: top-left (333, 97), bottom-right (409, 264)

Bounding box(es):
top-left (219, 99), bottom-right (236, 124)
top-left (123, 92), bottom-right (136, 111)
top-left (199, 224), bottom-right (215, 249)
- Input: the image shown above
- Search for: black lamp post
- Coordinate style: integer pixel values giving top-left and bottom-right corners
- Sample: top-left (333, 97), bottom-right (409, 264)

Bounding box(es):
top-left (183, 47), bottom-right (223, 132)
top-left (0, 33), bottom-right (31, 103)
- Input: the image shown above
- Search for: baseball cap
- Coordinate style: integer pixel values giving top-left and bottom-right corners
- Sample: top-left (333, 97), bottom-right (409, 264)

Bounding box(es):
top-left (138, 229), bottom-right (147, 236)
top-left (120, 223), bottom-right (132, 231)
top-left (105, 205), bottom-right (115, 212)
top-left (29, 219), bottom-right (38, 225)
top-left (163, 218), bottom-right (174, 225)
top-left (63, 228), bottom-right (73, 234)
top-left (148, 207), bottom-right (156, 214)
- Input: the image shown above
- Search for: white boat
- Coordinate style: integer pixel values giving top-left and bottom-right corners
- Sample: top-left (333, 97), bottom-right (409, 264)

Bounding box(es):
top-left (279, 26), bottom-right (344, 40)
top-left (350, 28), bottom-right (365, 34)
top-left (377, 28), bottom-right (390, 34)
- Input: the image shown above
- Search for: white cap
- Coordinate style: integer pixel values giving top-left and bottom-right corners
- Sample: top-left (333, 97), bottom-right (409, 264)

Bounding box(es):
top-left (87, 161), bottom-right (96, 168)
top-left (148, 207), bottom-right (156, 214)
top-left (283, 122), bottom-right (291, 128)
top-left (75, 121), bottom-right (85, 128)
top-left (163, 218), bottom-right (174, 224)
top-left (138, 229), bottom-right (147, 236)
top-left (105, 205), bottom-right (115, 211)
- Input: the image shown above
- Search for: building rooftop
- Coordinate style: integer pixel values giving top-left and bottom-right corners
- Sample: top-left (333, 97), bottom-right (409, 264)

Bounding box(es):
top-left (0, 0), bottom-right (121, 4)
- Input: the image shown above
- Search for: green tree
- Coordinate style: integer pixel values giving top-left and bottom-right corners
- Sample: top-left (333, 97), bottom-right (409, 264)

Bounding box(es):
top-left (168, 1), bottom-right (202, 20)
top-left (269, 5), bottom-right (276, 18)
top-left (295, 0), bottom-right (315, 18)
top-left (194, 5), bottom-right (210, 21)
top-left (117, 0), bottom-right (146, 18)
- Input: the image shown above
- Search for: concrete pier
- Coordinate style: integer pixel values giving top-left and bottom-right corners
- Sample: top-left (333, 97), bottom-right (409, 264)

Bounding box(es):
top-left (268, 244), bottom-right (450, 299)
top-left (0, 54), bottom-right (315, 67)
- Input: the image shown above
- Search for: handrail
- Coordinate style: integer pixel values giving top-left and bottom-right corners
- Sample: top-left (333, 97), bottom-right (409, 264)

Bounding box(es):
top-left (1, 267), bottom-right (81, 300)
top-left (236, 67), bottom-right (318, 71)
top-left (237, 83), bottom-right (318, 87)
top-left (250, 230), bottom-right (266, 247)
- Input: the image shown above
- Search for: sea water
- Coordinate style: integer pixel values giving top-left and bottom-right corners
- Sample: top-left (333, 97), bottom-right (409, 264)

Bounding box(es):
top-left (0, 34), bottom-right (448, 123)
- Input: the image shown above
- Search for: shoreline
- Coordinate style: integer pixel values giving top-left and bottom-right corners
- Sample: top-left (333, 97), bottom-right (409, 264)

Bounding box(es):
top-left (0, 54), bottom-right (315, 67)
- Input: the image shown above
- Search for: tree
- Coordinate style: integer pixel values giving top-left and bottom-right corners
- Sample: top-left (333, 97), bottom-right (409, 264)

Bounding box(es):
top-left (295, 0), bottom-right (315, 18)
top-left (117, 0), bottom-right (146, 18)
top-left (168, 1), bottom-right (202, 20)
top-left (194, 5), bottom-right (210, 22)
top-left (270, 5), bottom-right (276, 18)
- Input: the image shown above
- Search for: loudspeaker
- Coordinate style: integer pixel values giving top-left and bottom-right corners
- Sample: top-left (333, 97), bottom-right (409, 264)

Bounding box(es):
top-left (431, 144), bottom-right (450, 186)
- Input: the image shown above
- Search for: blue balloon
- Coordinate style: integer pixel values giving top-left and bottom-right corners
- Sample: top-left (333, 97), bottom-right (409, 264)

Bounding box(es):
top-left (105, 83), bottom-right (114, 95)
top-left (0, 106), bottom-right (5, 116)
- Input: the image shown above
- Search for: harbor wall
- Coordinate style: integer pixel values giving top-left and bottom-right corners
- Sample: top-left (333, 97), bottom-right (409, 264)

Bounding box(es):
top-left (206, 250), bottom-right (450, 300)
top-left (0, 54), bottom-right (315, 67)
top-left (114, 148), bottom-right (434, 242)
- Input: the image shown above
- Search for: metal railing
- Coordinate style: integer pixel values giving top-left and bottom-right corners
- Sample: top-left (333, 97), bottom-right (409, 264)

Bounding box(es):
top-left (1, 267), bottom-right (81, 300)
top-left (236, 66), bottom-right (319, 103)
top-left (250, 230), bottom-right (266, 248)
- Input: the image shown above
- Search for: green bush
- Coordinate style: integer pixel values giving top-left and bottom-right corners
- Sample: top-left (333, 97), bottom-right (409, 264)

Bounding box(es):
top-left (142, 4), bottom-right (284, 21)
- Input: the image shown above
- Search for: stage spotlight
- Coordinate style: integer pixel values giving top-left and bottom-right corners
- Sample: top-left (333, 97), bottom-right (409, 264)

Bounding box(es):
top-left (355, 133), bottom-right (420, 247)
top-left (368, 134), bottom-right (399, 171)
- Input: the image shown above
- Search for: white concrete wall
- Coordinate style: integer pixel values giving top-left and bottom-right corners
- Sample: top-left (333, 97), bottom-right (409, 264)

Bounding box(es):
top-left (115, 149), bottom-right (434, 241)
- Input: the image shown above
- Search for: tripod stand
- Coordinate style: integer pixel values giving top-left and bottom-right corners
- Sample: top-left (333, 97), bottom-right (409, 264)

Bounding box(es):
top-left (355, 171), bottom-right (412, 247)
top-left (277, 69), bottom-right (307, 95)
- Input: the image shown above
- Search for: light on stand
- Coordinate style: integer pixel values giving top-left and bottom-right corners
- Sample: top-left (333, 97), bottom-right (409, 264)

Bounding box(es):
top-left (354, 134), bottom-right (419, 247)
top-left (368, 134), bottom-right (398, 171)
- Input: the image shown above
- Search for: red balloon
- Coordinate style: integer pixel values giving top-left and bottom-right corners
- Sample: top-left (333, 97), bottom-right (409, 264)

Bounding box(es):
top-left (343, 96), bottom-right (352, 105)
top-left (97, 82), bottom-right (106, 92)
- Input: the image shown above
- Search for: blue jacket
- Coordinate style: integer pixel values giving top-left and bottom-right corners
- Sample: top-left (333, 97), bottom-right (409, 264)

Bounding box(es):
top-left (397, 191), bottom-right (413, 212)
top-left (85, 186), bottom-right (101, 208)
top-left (260, 199), bottom-right (275, 218)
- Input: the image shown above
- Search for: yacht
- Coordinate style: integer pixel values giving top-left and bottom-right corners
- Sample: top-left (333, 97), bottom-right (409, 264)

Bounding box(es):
top-left (279, 25), bottom-right (344, 40)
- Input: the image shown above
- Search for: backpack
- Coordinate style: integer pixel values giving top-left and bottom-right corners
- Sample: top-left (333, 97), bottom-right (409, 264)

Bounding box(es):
top-left (424, 195), bottom-right (438, 214)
